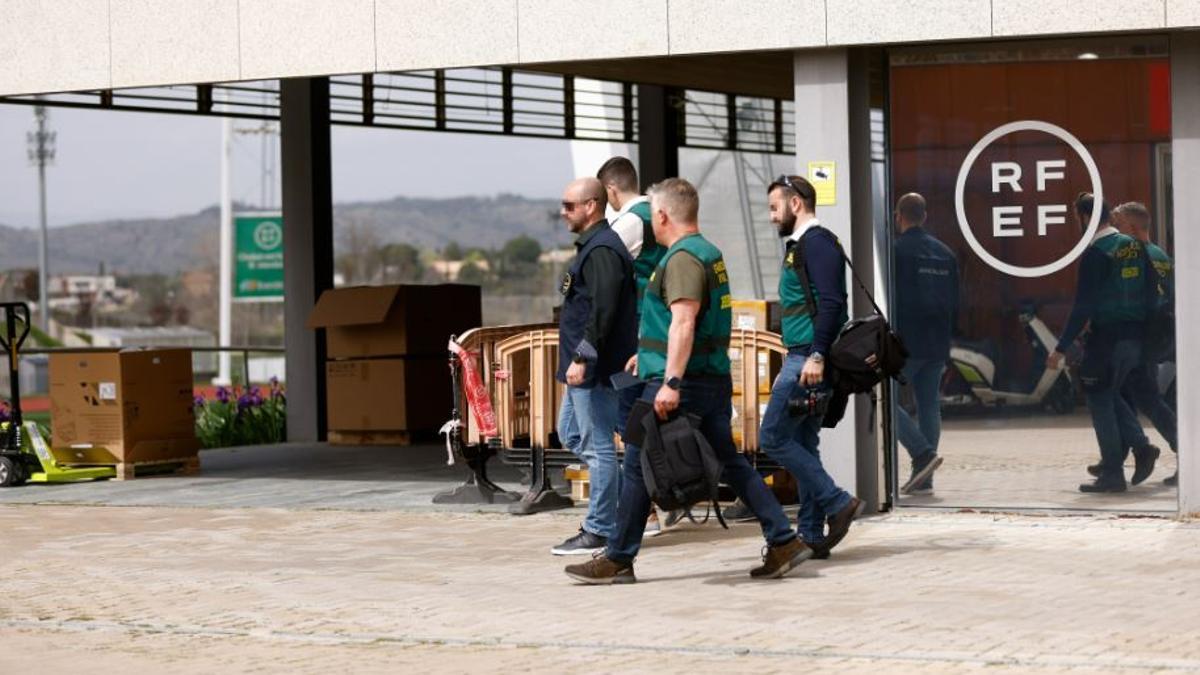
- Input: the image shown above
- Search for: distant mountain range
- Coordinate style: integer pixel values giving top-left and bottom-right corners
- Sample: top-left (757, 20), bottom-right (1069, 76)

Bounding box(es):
top-left (0, 194), bottom-right (569, 275)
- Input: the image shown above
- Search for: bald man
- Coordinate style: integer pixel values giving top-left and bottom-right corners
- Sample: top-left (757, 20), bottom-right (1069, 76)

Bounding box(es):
top-left (551, 177), bottom-right (638, 556)
top-left (893, 193), bottom-right (959, 495)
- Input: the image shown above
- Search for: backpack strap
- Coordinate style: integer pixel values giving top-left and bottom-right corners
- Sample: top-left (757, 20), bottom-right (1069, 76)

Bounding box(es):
top-left (797, 226), bottom-right (891, 321)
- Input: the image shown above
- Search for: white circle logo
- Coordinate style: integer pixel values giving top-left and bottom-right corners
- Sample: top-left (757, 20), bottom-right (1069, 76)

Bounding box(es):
top-left (253, 220), bottom-right (283, 251)
top-left (954, 120), bottom-right (1103, 278)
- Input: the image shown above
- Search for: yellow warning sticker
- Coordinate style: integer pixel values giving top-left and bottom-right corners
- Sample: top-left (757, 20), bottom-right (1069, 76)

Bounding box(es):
top-left (807, 161), bottom-right (836, 206)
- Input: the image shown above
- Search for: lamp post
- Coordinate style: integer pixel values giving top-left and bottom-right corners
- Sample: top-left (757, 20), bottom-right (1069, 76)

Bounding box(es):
top-left (27, 102), bottom-right (56, 332)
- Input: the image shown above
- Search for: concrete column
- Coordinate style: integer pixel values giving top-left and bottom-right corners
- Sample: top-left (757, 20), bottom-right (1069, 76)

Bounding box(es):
top-left (1171, 35), bottom-right (1199, 517)
top-left (792, 48), bottom-right (879, 509)
top-left (280, 77), bottom-right (334, 443)
top-left (637, 84), bottom-right (681, 189)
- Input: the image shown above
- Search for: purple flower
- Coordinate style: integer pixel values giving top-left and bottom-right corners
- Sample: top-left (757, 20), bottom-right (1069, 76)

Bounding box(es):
top-left (0, 402), bottom-right (9, 424)
top-left (193, 394), bottom-right (206, 409)
top-left (216, 386), bottom-right (232, 404)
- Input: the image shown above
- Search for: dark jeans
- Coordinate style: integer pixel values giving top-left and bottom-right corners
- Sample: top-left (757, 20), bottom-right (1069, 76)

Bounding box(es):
top-left (759, 353), bottom-right (852, 544)
top-left (606, 376), bottom-right (796, 564)
top-left (896, 357), bottom-right (945, 461)
top-left (1083, 338), bottom-right (1142, 482)
top-left (1118, 363), bottom-right (1178, 451)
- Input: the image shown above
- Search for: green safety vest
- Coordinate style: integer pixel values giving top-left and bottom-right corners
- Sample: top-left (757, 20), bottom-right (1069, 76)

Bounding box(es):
top-left (1093, 232), bottom-right (1149, 327)
top-left (779, 231), bottom-right (847, 348)
top-left (638, 233), bottom-right (732, 380)
top-left (627, 200), bottom-right (667, 308)
top-left (1142, 240), bottom-right (1174, 312)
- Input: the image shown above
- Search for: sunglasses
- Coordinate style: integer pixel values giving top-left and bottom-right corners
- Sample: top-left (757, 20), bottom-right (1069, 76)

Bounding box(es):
top-left (769, 174), bottom-right (813, 200)
top-left (561, 197), bottom-right (597, 211)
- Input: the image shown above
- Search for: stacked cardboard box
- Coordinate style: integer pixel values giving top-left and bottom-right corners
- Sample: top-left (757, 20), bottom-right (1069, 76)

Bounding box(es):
top-left (49, 349), bottom-right (200, 464)
top-left (307, 284), bottom-right (482, 445)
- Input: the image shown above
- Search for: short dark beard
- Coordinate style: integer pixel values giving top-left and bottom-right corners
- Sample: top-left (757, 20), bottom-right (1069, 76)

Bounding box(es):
top-left (776, 210), bottom-right (797, 238)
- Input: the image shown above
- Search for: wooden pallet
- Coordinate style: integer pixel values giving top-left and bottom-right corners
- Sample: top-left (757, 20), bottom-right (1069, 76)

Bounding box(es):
top-left (328, 430), bottom-right (413, 446)
top-left (115, 456), bottom-right (201, 481)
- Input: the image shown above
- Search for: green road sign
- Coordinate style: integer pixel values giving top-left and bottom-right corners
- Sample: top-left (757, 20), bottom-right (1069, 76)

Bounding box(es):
top-left (234, 213), bottom-right (284, 301)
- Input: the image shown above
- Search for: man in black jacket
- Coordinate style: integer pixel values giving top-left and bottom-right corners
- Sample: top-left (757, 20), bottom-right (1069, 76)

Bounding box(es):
top-left (893, 193), bottom-right (959, 495)
top-left (551, 177), bottom-right (638, 555)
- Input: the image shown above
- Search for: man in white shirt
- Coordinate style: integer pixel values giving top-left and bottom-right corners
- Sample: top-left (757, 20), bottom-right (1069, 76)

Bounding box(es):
top-left (597, 156), bottom-right (671, 535)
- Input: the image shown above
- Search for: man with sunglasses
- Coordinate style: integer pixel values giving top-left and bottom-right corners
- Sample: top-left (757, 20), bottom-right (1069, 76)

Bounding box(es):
top-left (759, 175), bottom-right (864, 559)
top-left (551, 177), bottom-right (638, 556)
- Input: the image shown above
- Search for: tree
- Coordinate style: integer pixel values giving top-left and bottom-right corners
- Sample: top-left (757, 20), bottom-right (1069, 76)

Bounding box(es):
top-left (380, 243), bottom-right (423, 283)
top-left (456, 261), bottom-right (488, 286)
top-left (503, 236), bottom-right (542, 266)
top-left (336, 215), bottom-right (382, 284)
top-left (20, 270), bottom-right (39, 302)
top-left (442, 241), bottom-right (463, 261)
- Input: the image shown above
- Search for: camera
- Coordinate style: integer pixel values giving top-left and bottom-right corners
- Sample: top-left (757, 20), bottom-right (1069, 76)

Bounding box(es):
top-left (787, 388), bottom-right (833, 418)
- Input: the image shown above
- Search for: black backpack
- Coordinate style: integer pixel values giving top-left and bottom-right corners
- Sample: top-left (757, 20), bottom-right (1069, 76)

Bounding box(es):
top-left (627, 401), bottom-right (728, 529)
top-left (792, 227), bottom-right (909, 395)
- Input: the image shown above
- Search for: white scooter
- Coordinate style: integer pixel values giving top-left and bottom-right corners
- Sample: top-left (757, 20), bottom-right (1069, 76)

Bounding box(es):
top-left (942, 303), bottom-right (1076, 414)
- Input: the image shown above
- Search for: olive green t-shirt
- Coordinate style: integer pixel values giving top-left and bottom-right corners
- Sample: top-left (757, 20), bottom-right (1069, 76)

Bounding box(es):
top-left (662, 251), bottom-right (707, 305)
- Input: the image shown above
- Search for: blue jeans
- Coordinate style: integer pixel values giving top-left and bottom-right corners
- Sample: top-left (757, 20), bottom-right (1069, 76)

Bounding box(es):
top-left (896, 358), bottom-right (944, 461)
top-left (1084, 338), bottom-right (1141, 482)
top-left (558, 384), bottom-right (621, 538)
top-left (1119, 363), bottom-right (1178, 451)
top-left (606, 376), bottom-right (795, 563)
top-left (759, 353), bottom-right (853, 545)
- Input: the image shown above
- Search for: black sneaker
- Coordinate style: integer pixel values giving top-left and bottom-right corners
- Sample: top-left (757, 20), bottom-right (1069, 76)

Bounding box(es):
top-left (721, 499), bottom-right (757, 523)
top-left (1079, 478), bottom-right (1127, 493)
top-left (1165, 471), bottom-right (1178, 487)
top-left (1131, 444), bottom-right (1161, 486)
top-left (901, 454), bottom-right (943, 495)
top-left (663, 509), bottom-right (687, 528)
top-left (564, 553), bottom-right (636, 585)
top-left (1087, 462), bottom-right (1103, 478)
top-left (551, 528), bottom-right (607, 556)
top-left (749, 538), bottom-right (812, 579)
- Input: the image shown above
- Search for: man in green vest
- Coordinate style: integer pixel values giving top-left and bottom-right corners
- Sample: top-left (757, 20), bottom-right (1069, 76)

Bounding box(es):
top-left (758, 175), bottom-right (864, 560)
top-left (597, 156), bottom-right (667, 305)
top-left (1047, 194), bottom-right (1149, 492)
top-left (1113, 201), bottom-right (1178, 487)
top-left (565, 178), bottom-right (811, 584)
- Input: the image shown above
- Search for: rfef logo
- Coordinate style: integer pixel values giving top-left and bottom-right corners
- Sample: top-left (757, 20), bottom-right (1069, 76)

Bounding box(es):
top-left (954, 120), bottom-right (1103, 279)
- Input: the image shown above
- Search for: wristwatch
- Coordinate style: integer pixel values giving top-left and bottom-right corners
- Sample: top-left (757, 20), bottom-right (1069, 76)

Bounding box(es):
top-left (808, 352), bottom-right (825, 364)
top-left (665, 376), bottom-right (682, 390)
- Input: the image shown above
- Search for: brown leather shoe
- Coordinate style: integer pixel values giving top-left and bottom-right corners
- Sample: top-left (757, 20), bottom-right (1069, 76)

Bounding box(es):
top-left (749, 537), bottom-right (813, 579)
top-left (811, 497), bottom-right (864, 558)
top-left (565, 554), bottom-right (636, 585)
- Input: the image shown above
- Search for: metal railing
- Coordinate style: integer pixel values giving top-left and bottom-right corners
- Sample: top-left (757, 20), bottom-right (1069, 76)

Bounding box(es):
top-left (2, 69), bottom-right (795, 154)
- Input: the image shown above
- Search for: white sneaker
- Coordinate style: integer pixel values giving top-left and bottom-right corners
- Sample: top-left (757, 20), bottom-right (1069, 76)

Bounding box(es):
top-left (644, 511), bottom-right (662, 538)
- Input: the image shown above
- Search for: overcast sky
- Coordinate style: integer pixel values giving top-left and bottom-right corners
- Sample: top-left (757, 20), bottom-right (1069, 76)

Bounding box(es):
top-left (0, 104), bottom-right (579, 229)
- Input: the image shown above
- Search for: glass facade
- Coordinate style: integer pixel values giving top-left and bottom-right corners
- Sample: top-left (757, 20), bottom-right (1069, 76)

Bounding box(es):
top-left (887, 38), bottom-right (1176, 511)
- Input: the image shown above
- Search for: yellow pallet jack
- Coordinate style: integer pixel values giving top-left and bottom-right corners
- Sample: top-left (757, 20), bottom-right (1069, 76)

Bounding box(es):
top-left (0, 302), bottom-right (117, 487)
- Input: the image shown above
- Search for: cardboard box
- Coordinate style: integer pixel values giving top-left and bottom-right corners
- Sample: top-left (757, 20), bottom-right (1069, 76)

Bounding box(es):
top-left (728, 347), bottom-right (777, 395)
top-left (730, 391), bottom-right (772, 450)
top-left (732, 299), bottom-right (769, 332)
top-left (49, 349), bottom-right (199, 463)
top-left (307, 284), bottom-right (482, 359)
top-left (325, 357), bottom-right (449, 433)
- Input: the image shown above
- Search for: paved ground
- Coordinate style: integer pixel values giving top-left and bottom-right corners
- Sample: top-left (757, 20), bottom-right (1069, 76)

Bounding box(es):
top-left (898, 411), bottom-right (1177, 513)
top-left (1, 505), bottom-right (1197, 674)
top-left (0, 410), bottom-right (1178, 515)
